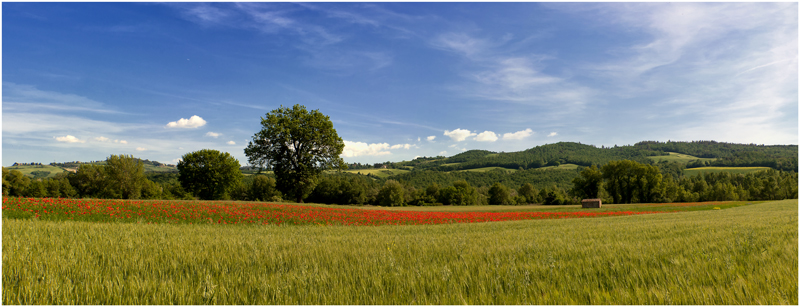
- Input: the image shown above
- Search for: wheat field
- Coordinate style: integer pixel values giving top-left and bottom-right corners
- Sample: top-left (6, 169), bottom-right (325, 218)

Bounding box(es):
top-left (3, 199), bottom-right (796, 304)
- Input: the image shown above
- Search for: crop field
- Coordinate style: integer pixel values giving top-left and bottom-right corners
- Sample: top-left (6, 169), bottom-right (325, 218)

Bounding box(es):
top-left (4, 165), bottom-right (67, 179)
top-left (454, 166), bottom-right (518, 172)
top-left (684, 166), bottom-right (772, 177)
top-left (341, 168), bottom-right (410, 178)
top-left (538, 163), bottom-right (580, 170)
top-left (3, 198), bottom-right (796, 304)
top-left (647, 152), bottom-right (717, 164)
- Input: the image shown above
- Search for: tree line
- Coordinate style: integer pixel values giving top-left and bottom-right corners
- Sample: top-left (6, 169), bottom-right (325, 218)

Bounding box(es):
top-left (4, 154), bottom-right (796, 207)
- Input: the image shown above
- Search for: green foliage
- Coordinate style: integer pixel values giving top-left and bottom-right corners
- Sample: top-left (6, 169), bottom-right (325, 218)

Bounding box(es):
top-left (635, 140), bottom-right (798, 171)
top-left (178, 149), bottom-right (243, 200)
top-left (539, 186), bottom-right (570, 205)
top-left (488, 182), bottom-right (512, 205)
top-left (250, 175), bottom-right (281, 202)
top-left (601, 160), bottom-right (662, 204)
top-left (401, 142), bottom-right (660, 172)
top-left (390, 168), bottom-right (579, 191)
top-left (105, 154), bottom-right (148, 199)
top-left (517, 183), bottom-right (539, 204)
top-left (2, 168), bottom-right (30, 197)
top-left (245, 104), bottom-right (345, 203)
top-left (571, 165), bottom-right (603, 199)
top-left (438, 180), bottom-right (480, 206)
top-left (376, 180), bottom-right (406, 207)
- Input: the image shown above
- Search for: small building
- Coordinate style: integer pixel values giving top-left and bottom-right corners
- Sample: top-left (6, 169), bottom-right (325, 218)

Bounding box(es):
top-left (581, 199), bottom-right (602, 208)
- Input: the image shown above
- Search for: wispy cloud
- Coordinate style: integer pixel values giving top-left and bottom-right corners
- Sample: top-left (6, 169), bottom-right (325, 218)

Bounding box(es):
top-left (205, 132), bottom-right (221, 138)
top-left (502, 128), bottom-right (533, 140)
top-left (3, 83), bottom-right (124, 114)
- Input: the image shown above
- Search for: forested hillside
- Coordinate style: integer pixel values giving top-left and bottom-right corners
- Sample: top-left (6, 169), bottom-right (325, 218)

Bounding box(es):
top-left (634, 141), bottom-right (797, 171)
top-left (399, 142), bottom-right (664, 172)
top-left (397, 141), bottom-right (797, 172)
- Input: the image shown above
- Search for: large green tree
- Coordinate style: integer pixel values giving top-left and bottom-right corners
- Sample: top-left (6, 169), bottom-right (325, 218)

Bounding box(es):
top-left (105, 154), bottom-right (148, 199)
top-left (571, 165), bottom-right (603, 199)
top-left (244, 105), bottom-right (345, 203)
top-left (178, 149), bottom-right (243, 200)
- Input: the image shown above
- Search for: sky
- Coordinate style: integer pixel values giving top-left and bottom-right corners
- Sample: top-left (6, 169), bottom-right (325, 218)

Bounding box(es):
top-left (2, 2), bottom-right (798, 167)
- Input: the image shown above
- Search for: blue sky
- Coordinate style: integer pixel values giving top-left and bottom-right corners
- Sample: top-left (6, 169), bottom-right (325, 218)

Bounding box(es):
top-left (3, 2), bottom-right (797, 167)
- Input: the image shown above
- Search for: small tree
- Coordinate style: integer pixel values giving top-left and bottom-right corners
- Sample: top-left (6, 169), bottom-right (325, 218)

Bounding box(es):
top-left (244, 104), bottom-right (345, 203)
top-left (571, 165), bottom-right (603, 199)
top-left (250, 175), bottom-right (281, 202)
top-left (178, 149), bottom-right (243, 200)
top-left (105, 154), bottom-right (148, 199)
top-left (376, 179), bottom-right (405, 207)
top-left (488, 182), bottom-right (512, 205)
top-left (517, 183), bottom-right (538, 204)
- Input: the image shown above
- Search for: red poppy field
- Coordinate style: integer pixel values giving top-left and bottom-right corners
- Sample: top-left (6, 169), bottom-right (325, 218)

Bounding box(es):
top-left (1, 197), bottom-right (750, 226)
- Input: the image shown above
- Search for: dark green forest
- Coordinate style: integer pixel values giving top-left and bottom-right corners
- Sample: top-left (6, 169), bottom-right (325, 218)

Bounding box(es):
top-left (3, 141), bottom-right (797, 207)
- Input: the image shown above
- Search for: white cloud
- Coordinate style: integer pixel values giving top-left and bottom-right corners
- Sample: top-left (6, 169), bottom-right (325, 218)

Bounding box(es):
top-left (136, 147), bottom-right (147, 151)
top-left (94, 136), bottom-right (110, 142)
top-left (548, 132), bottom-right (558, 137)
top-left (475, 131), bottom-right (498, 142)
top-left (438, 151), bottom-right (447, 156)
top-left (206, 131), bottom-right (221, 138)
top-left (166, 115), bottom-right (207, 129)
top-left (227, 141), bottom-right (236, 145)
top-left (443, 128), bottom-right (476, 142)
top-left (390, 143), bottom-right (413, 150)
top-left (502, 128), bottom-right (534, 140)
top-left (426, 135), bottom-right (436, 142)
top-left (55, 135), bottom-right (84, 143)
top-left (116, 140), bottom-right (128, 144)
top-left (342, 140), bottom-right (392, 157)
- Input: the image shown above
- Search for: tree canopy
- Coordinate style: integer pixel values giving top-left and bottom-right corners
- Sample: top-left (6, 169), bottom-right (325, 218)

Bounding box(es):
top-left (178, 149), bottom-right (243, 200)
top-left (244, 104), bottom-right (345, 203)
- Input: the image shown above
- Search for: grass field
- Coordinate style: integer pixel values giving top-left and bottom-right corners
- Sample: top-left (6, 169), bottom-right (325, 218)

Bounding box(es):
top-left (538, 163), bottom-right (580, 170)
top-left (4, 165), bottom-right (68, 179)
top-left (341, 168), bottom-right (410, 178)
top-left (648, 152), bottom-right (717, 164)
top-left (684, 166), bottom-right (772, 177)
top-left (3, 199), bottom-right (796, 304)
top-left (454, 166), bottom-right (518, 172)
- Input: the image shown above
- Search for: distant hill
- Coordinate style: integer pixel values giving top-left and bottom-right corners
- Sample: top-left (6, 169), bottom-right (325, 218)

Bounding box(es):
top-left (395, 141), bottom-right (797, 172)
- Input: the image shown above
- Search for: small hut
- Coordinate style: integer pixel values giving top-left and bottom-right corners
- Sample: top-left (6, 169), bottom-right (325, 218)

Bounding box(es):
top-left (581, 199), bottom-right (602, 208)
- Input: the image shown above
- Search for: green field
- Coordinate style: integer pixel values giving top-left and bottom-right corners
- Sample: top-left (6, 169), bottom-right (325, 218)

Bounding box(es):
top-left (538, 163), bottom-right (580, 170)
top-left (4, 165), bottom-right (68, 179)
top-left (341, 168), bottom-right (410, 178)
top-left (4, 199), bottom-right (796, 304)
top-left (454, 166), bottom-right (518, 173)
top-left (648, 152), bottom-right (717, 164)
top-left (684, 166), bottom-right (772, 177)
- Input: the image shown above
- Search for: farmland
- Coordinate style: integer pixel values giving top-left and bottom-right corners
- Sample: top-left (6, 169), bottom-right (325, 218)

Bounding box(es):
top-left (3, 198), bottom-right (797, 304)
top-left (647, 152), bottom-right (716, 164)
top-left (684, 166), bottom-right (772, 177)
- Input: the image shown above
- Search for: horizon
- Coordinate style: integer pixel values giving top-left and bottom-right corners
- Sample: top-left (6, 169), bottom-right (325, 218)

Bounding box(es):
top-left (5, 139), bottom-right (796, 168)
top-left (3, 3), bottom-right (798, 167)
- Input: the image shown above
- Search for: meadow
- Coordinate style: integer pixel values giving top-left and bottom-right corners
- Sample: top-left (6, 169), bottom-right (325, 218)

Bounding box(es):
top-left (684, 166), bottom-right (772, 177)
top-left (647, 152), bottom-right (717, 164)
top-left (3, 197), bottom-right (796, 304)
